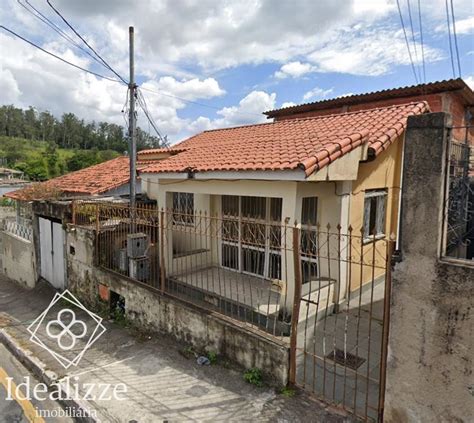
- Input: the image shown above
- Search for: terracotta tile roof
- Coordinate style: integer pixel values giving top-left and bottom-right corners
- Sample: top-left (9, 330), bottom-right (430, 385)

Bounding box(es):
top-left (138, 147), bottom-right (186, 155)
top-left (264, 78), bottom-right (473, 118)
top-left (142, 102), bottom-right (429, 177)
top-left (6, 156), bottom-right (149, 201)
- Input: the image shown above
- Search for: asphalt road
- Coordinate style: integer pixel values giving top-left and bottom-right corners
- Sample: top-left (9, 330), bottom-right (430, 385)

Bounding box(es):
top-left (0, 344), bottom-right (72, 423)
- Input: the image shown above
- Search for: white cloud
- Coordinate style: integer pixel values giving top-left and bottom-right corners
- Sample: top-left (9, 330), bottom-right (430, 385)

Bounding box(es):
top-left (303, 87), bottom-right (333, 101)
top-left (452, 16), bottom-right (474, 34)
top-left (214, 90), bottom-right (276, 127)
top-left (281, 101), bottom-right (297, 108)
top-left (308, 26), bottom-right (443, 76)
top-left (465, 76), bottom-right (474, 90)
top-left (435, 16), bottom-right (474, 34)
top-left (275, 61), bottom-right (316, 79)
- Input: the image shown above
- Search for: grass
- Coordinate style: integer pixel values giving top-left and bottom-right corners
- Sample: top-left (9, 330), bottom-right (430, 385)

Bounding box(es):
top-left (280, 386), bottom-right (296, 397)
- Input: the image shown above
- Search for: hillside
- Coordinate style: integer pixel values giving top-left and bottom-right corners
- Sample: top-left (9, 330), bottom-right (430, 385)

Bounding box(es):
top-left (0, 136), bottom-right (120, 181)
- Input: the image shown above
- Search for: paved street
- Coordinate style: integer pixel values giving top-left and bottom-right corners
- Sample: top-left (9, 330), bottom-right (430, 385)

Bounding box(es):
top-left (0, 275), bottom-right (352, 422)
top-left (0, 344), bottom-right (72, 423)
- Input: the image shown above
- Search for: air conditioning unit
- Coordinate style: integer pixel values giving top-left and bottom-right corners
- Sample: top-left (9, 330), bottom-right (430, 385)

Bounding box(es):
top-left (129, 257), bottom-right (150, 282)
top-left (116, 249), bottom-right (128, 273)
top-left (127, 233), bottom-right (149, 258)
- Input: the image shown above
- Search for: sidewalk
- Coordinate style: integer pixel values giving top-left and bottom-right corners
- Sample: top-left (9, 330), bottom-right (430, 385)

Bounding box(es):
top-left (0, 276), bottom-right (352, 422)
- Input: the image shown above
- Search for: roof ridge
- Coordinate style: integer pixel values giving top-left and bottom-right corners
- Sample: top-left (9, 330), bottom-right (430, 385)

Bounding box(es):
top-left (282, 100), bottom-right (430, 122)
top-left (193, 101), bottom-right (428, 135)
top-left (264, 78), bottom-right (470, 115)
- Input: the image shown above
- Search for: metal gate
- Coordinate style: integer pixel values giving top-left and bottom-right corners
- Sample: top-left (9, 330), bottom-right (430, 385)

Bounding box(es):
top-left (39, 217), bottom-right (66, 290)
top-left (289, 229), bottom-right (394, 422)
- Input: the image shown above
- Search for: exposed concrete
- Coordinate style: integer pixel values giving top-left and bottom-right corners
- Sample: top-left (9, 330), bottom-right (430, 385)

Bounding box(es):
top-left (384, 112), bottom-right (474, 423)
top-left (0, 275), bottom-right (348, 422)
top-left (0, 231), bottom-right (36, 288)
top-left (66, 225), bottom-right (291, 386)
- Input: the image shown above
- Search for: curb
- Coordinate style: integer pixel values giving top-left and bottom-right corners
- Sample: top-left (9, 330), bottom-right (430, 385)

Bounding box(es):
top-left (0, 324), bottom-right (101, 422)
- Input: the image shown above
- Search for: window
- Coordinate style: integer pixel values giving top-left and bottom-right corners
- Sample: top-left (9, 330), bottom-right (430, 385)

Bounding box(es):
top-left (363, 190), bottom-right (387, 240)
top-left (300, 197), bottom-right (318, 284)
top-left (221, 195), bottom-right (282, 279)
top-left (173, 192), bottom-right (194, 225)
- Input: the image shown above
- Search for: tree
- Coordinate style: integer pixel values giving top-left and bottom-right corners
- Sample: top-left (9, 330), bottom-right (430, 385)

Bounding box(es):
top-left (43, 141), bottom-right (60, 177)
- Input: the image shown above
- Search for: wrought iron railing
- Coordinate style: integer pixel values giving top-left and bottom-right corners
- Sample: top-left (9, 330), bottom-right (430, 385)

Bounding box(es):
top-left (443, 131), bottom-right (474, 260)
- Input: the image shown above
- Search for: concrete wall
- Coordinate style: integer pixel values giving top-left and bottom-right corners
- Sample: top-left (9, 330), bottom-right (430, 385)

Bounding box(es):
top-left (65, 226), bottom-right (290, 386)
top-left (384, 112), bottom-right (473, 422)
top-left (0, 231), bottom-right (36, 288)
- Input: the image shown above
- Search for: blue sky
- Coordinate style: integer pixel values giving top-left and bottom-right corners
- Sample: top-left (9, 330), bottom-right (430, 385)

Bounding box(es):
top-left (0, 0), bottom-right (473, 143)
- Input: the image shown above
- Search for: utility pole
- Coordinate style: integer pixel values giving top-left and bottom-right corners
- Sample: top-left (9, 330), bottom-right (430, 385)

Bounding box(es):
top-left (128, 26), bottom-right (137, 225)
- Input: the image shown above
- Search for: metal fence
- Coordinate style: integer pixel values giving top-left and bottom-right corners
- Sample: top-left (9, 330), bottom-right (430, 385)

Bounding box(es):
top-left (442, 130), bottom-right (474, 261)
top-left (73, 201), bottom-right (392, 421)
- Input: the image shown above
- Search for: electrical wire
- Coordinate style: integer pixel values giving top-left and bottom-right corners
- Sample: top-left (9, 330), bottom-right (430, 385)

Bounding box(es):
top-left (46, 0), bottom-right (127, 84)
top-left (445, 0), bottom-right (456, 78)
top-left (139, 85), bottom-right (263, 118)
top-left (396, 0), bottom-right (419, 84)
top-left (417, 0), bottom-right (426, 83)
top-left (0, 25), bottom-right (123, 83)
top-left (136, 89), bottom-right (168, 146)
top-left (406, 0), bottom-right (421, 82)
top-left (17, 0), bottom-right (110, 71)
top-left (449, 0), bottom-right (462, 77)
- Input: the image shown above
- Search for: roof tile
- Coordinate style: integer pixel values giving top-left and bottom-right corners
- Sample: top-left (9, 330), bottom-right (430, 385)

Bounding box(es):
top-left (142, 102), bottom-right (429, 177)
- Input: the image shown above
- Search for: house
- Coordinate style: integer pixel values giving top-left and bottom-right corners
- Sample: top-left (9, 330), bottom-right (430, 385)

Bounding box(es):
top-left (2, 155), bottom-right (154, 291)
top-left (264, 78), bottom-right (473, 143)
top-left (0, 167), bottom-right (30, 197)
top-left (137, 101), bottom-right (428, 319)
top-left (5, 156), bottom-right (143, 201)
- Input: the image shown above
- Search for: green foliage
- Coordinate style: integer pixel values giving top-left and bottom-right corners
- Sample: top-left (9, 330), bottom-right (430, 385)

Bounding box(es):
top-left (279, 386), bottom-right (296, 397)
top-left (0, 104), bottom-right (162, 153)
top-left (243, 368), bottom-right (263, 387)
top-left (206, 351), bottom-right (218, 365)
top-left (66, 150), bottom-right (100, 172)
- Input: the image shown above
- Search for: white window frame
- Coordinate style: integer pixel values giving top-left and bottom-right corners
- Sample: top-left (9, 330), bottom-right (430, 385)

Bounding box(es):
top-left (221, 195), bottom-right (282, 280)
top-left (172, 192), bottom-right (194, 226)
top-left (363, 189), bottom-right (387, 243)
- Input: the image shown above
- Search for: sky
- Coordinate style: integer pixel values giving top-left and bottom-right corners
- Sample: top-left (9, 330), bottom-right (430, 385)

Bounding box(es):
top-left (0, 0), bottom-right (473, 144)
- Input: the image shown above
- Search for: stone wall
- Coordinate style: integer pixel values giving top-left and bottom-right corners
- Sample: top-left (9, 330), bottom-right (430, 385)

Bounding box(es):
top-left (384, 112), bottom-right (473, 422)
top-left (65, 225), bottom-right (290, 386)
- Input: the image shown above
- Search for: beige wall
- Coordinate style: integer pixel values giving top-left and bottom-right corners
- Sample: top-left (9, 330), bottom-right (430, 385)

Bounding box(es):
top-left (347, 136), bottom-right (403, 291)
top-left (0, 231), bottom-right (37, 288)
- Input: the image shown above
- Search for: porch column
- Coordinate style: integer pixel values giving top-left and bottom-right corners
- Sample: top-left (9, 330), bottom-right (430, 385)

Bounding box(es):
top-left (336, 180), bottom-right (352, 305)
top-left (280, 186), bottom-right (299, 320)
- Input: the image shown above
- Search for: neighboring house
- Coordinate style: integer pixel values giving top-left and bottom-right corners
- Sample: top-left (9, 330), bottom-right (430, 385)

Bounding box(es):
top-left (5, 156), bottom-right (143, 201)
top-left (264, 78), bottom-right (473, 144)
top-left (2, 155), bottom-right (151, 291)
top-left (0, 167), bottom-right (30, 197)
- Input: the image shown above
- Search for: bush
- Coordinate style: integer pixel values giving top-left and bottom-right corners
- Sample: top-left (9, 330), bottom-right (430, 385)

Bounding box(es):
top-left (243, 368), bottom-right (263, 387)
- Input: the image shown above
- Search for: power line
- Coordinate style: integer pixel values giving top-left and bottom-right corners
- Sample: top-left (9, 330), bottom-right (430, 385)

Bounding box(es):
top-left (139, 85), bottom-right (263, 117)
top-left (137, 89), bottom-right (168, 146)
top-left (406, 0), bottom-right (421, 82)
top-left (396, 0), bottom-right (419, 84)
top-left (417, 0), bottom-right (426, 83)
top-left (449, 0), bottom-right (462, 77)
top-left (17, 0), bottom-right (110, 71)
top-left (0, 25), bottom-right (123, 83)
top-left (445, 0), bottom-right (456, 78)
top-left (46, 0), bottom-right (127, 84)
